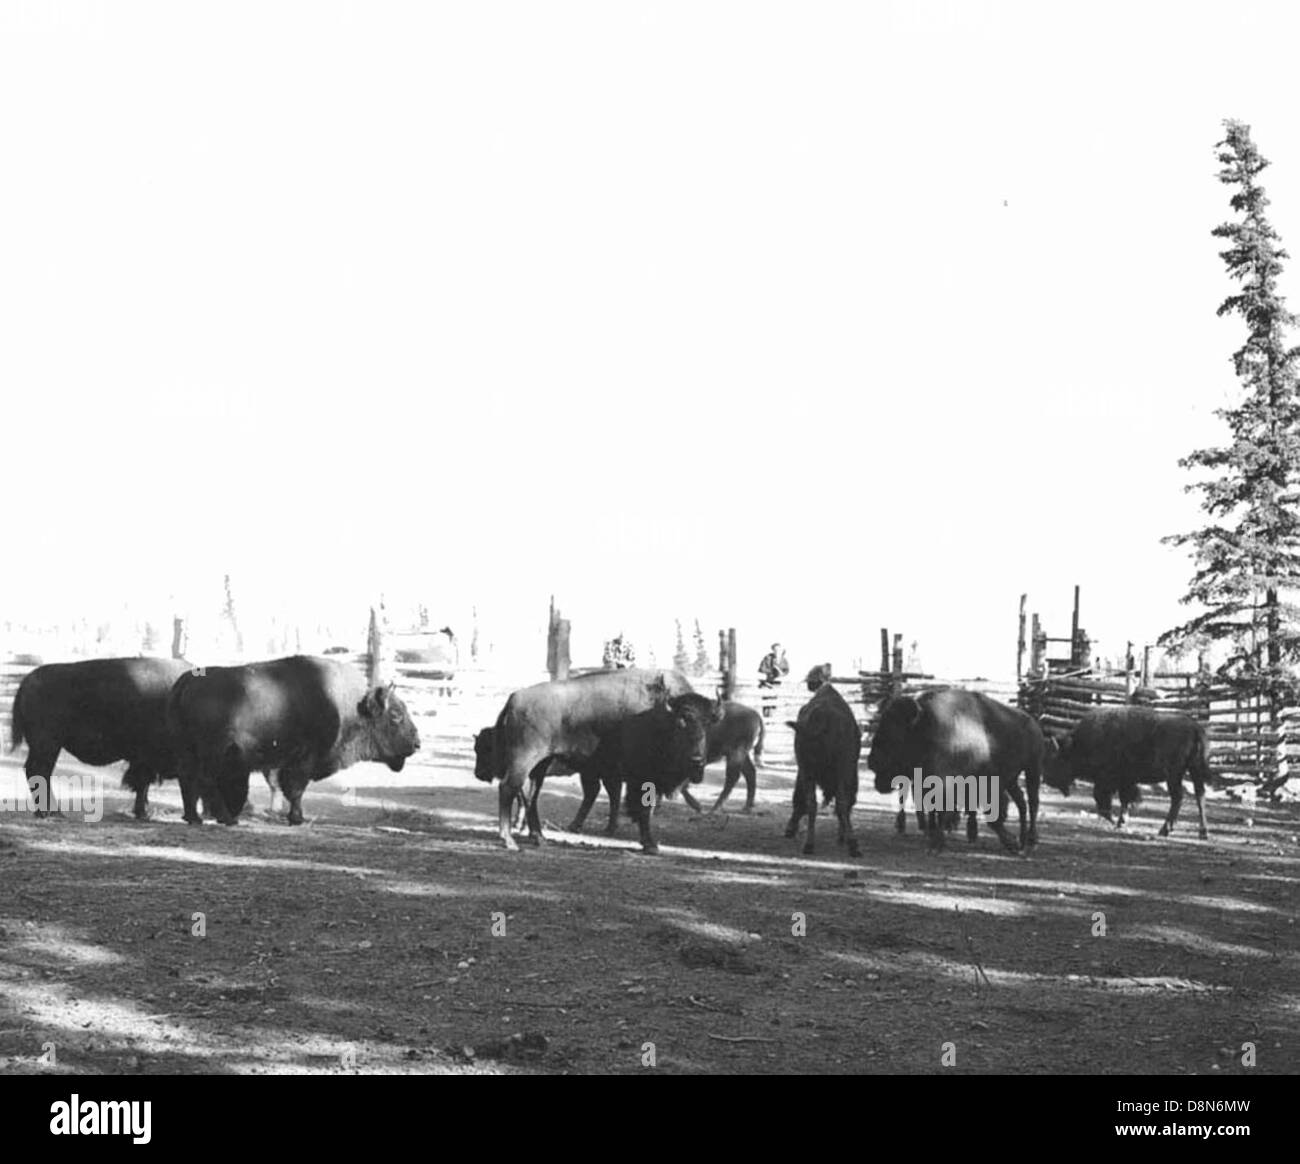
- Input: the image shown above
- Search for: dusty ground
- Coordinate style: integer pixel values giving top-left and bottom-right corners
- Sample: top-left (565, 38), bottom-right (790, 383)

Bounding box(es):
top-left (0, 745), bottom-right (1296, 1075)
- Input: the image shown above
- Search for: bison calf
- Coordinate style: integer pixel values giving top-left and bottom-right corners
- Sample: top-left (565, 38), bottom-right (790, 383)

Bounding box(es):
top-left (675, 700), bottom-right (765, 815)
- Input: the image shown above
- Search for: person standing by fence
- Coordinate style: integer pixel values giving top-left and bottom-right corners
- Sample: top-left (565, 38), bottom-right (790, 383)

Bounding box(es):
top-left (758, 643), bottom-right (789, 689)
top-left (603, 633), bottom-right (636, 669)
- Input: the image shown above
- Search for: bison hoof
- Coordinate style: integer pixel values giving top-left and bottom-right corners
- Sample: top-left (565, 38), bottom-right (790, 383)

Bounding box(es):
top-left (641, 844), bottom-right (661, 856)
top-left (847, 842), bottom-right (861, 859)
top-left (802, 842), bottom-right (814, 856)
top-left (566, 820), bottom-right (584, 834)
top-left (526, 833), bottom-right (543, 846)
top-left (784, 825), bottom-right (798, 840)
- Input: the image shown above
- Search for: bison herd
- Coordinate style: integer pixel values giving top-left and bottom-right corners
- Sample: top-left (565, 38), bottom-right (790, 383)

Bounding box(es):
top-left (6, 654), bottom-right (1213, 856)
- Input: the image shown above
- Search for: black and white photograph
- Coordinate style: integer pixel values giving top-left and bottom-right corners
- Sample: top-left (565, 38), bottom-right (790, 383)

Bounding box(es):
top-left (0, 0), bottom-right (1295, 1111)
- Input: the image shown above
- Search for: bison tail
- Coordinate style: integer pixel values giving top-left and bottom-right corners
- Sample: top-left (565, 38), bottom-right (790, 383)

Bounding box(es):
top-left (8, 692), bottom-right (24, 751)
top-left (753, 716), bottom-right (765, 767)
top-left (1189, 727), bottom-right (1213, 789)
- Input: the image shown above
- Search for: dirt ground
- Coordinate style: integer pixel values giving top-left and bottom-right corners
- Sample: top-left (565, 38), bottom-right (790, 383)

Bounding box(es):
top-left (1, 745), bottom-right (1296, 1076)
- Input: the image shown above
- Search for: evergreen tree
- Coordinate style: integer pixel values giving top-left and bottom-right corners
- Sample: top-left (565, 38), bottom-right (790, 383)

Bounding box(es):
top-left (222, 573), bottom-right (244, 656)
top-left (672, 619), bottom-right (690, 672)
top-left (1161, 120), bottom-right (1300, 702)
top-left (692, 619), bottom-right (710, 676)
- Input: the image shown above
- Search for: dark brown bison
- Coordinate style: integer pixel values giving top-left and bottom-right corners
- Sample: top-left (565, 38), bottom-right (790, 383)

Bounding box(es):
top-left (167, 656), bottom-right (420, 825)
top-left (868, 688), bottom-right (1043, 853)
top-left (785, 681), bottom-right (863, 858)
top-left (1043, 706), bottom-right (1211, 839)
top-left (559, 699), bottom-right (765, 831)
top-left (9, 657), bottom-right (191, 819)
top-left (476, 668), bottom-right (693, 849)
top-left (595, 693), bottom-right (726, 854)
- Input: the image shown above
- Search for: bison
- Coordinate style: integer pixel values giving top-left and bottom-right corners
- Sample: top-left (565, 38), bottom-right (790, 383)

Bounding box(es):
top-left (785, 679), bottom-right (863, 858)
top-left (9, 657), bottom-right (190, 819)
top-left (167, 656), bottom-right (420, 826)
top-left (476, 668), bottom-right (694, 849)
top-left (1042, 706), bottom-right (1211, 839)
top-left (868, 688), bottom-right (1043, 854)
top-left (596, 693), bottom-right (726, 854)
top-left (678, 700), bottom-right (765, 815)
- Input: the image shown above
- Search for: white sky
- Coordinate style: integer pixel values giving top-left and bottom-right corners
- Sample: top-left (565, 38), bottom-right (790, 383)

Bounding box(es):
top-left (2, 1), bottom-right (1298, 677)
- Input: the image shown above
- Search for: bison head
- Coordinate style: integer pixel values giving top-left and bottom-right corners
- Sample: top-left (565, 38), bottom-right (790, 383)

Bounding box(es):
top-left (805, 663), bottom-right (832, 692)
top-left (357, 683), bottom-right (420, 771)
top-left (660, 693), bottom-right (726, 787)
top-left (867, 696), bottom-right (921, 794)
top-left (1041, 735), bottom-right (1074, 795)
top-left (473, 727), bottom-right (496, 783)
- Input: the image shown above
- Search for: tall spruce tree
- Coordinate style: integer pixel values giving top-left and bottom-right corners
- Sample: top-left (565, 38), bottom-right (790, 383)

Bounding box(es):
top-left (692, 618), bottom-right (710, 676)
top-left (672, 619), bottom-right (690, 672)
top-left (1160, 120), bottom-right (1300, 702)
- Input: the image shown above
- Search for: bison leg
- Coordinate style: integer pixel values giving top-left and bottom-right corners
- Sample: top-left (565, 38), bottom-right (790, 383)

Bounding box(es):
top-left (279, 769), bottom-right (310, 826)
top-left (497, 781), bottom-right (521, 851)
top-left (799, 778), bottom-right (818, 855)
top-left (679, 784), bottom-right (703, 813)
top-left (1025, 769), bottom-right (1041, 848)
top-left (925, 810), bottom-right (947, 850)
top-left (836, 795), bottom-right (860, 859)
top-left (784, 779), bottom-right (808, 843)
top-left (122, 763), bottom-right (155, 820)
top-left (1095, 786), bottom-right (1117, 826)
top-left (984, 789), bottom-right (1020, 854)
top-left (522, 776), bottom-right (546, 846)
top-left (601, 775), bottom-right (623, 835)
top-left (965, 811), bottom-right (978, 843)
top-left (177, 755), bottom-right (204, 825)
top-left (23, 748), bottom-right (58, 818)
top-left (567, 771), bottom-right (602, 833)
top-left (1192, 781), bottom-right (1209, 840)
top-left (1115, 794), bottom-right (1130, 829)
top-left (709, 759), bottom-right (742, 813)
top-left (1006, 781), bottom-right (1029, 853)
top-left (628, 786), bottom-right (660, 854)
top-left (1158, 779), bottom-right (1183, 837)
